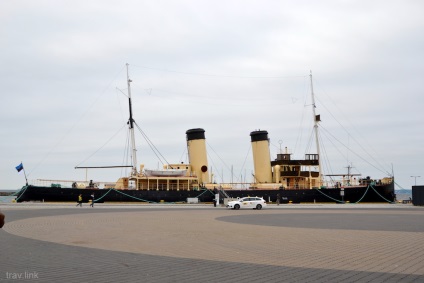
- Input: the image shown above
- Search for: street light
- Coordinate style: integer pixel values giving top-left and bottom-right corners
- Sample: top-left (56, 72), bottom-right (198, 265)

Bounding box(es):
top-left (410, 176), bottom-right (421, 186)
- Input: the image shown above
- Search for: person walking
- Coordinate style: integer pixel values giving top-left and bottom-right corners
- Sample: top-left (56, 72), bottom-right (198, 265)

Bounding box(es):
top-left (90, 193), bottom-right (95, 207)
top-left (76, 194), bottom-right (82, 207)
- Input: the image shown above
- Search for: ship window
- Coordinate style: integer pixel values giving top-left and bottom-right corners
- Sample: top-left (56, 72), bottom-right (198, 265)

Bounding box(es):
top-left (305, 154), bottom-right (319, 160)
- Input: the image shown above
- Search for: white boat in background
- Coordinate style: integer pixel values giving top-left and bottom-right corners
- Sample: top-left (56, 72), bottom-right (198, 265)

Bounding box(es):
top-left (144, 169), bottom-right (187, 177)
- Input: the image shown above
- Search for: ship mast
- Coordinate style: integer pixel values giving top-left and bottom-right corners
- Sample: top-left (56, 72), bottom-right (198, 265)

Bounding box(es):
top-left (310, 71), bottom-right (322, 184)
top-left (126, 63), bottom-right (138, 175)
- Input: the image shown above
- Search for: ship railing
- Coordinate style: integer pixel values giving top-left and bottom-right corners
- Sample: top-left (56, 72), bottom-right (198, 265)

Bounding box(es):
top-left (137, 183), bottom-right (198, 191)
top-left (321, 176), bottom-right (393, 188)
top-left (31, 179), bottom-right (114, 189)
top-left (285, 185), bottom-right (309, 190)
top-left (31, 179), bottom-right (81, 188)
top-left (321, 177), bottom-right (393, 189)
top-left (218, 183), bottom-right (250, 190)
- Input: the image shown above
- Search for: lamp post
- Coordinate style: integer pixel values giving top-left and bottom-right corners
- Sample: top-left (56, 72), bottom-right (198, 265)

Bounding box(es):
top-left (410, 176), bottom-right (421, 186)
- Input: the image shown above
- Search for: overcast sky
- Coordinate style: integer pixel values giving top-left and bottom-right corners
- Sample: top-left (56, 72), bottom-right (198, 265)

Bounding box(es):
top-left (1, 0), bottom-right (423, 191)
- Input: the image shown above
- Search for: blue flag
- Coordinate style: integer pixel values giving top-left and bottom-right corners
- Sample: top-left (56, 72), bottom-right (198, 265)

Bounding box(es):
top-left (15, 163), bottom-right (24, 172)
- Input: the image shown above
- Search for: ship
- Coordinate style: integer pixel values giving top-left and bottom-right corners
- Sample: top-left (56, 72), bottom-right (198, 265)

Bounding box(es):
top-left (14, 66), bottom-right (395, 204)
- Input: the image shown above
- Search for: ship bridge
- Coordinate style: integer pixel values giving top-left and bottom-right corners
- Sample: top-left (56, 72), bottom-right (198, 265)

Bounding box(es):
top-left (271, 153), bottom-right (321, 189)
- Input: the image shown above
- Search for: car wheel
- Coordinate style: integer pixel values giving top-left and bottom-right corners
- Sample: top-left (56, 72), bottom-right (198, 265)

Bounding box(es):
top-left (256, 204), bottom-right (262, 210)
top-left (234, 204), bottom-right (240, 210)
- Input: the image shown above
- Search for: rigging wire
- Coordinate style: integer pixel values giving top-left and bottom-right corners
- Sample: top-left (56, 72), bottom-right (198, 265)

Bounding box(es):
top-left (304, 127), bottom-right (315, 156)
top-left (115, 87), bottom-right (130, 125)
top-left (316, 98), bottom-right (391, 175)
top-left (236, 144), bottom-right (252, 185)
top-left (179, 148), bottom-right (188, 164)
top-left (142, 88), bottom-right (300, 108)
top-left (313, 83), bottom-right (391, 175)
top-left (293, 77), bottom-right (310, 156)
top-left (133, 122), bottom-right (171, 167)
top-left (269, 141), bottom-right (280, 157)
top-left (319, 125), bottom-right (390, 175)
top-left (28, 65), bottom-right (127, 177)
top-left (319, 125), bottom-right (349, 165)
top-left (206, 151), bottom-right (222, 183)
top-left (132, 64), bottom-right (306, 79)
top-left (121, 126), bottom-right (131, 177)
top-left (206, 141), bottom-right (243, 184)
top-left (206, 142), bottom-right (229, 182)
top-left (317, 128), bottom-right (336, 184)
top-left (75, 124), bottom-right (127, 168)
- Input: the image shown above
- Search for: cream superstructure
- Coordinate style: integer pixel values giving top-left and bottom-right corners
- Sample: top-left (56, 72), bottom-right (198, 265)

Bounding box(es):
top-left (128, 128), bottom-right (209, 191)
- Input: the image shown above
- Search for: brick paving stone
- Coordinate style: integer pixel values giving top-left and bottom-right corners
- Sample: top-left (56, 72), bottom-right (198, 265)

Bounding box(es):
top-left (0, 204), bottom-right (423, 282)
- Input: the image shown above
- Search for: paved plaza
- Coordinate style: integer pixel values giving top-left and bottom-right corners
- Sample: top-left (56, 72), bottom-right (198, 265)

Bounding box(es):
top-left (0, 203), bottom-right (423, 282)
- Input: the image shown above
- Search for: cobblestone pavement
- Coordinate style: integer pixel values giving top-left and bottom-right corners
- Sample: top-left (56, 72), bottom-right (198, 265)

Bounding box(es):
top-left (1, 203), bottom-right (423, 282)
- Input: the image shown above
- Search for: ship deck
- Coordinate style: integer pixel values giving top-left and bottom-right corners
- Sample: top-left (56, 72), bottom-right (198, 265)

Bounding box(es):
top-left (1, 203), bottom-right (423, 282)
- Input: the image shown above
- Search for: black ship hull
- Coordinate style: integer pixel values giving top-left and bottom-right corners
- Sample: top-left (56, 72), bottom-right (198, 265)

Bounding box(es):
top-left (223, 183), bottom-right (395, 204)
top-left (15, 182), bottom-right (395, 204)
top-left (15, 186), bottom-right (215, 203)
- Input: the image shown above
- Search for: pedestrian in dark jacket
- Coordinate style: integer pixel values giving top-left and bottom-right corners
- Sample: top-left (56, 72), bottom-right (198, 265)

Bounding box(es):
top-left (90, 193), bottom-right (94, 207)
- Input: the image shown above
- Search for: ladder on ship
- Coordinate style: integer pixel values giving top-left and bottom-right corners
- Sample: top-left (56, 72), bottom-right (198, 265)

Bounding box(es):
top-left (219, 187), bottom-right (230, 199)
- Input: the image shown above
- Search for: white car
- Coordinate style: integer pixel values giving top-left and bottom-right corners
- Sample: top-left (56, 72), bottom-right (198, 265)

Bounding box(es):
top-left (227, 197), bottom-right (267, 210)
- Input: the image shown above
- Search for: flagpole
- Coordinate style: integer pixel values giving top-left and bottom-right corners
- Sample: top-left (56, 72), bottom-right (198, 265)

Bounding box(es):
top-left (23, 168), bottom-right (28, 186)
top-left (21, 162), bottom-right (28, 186)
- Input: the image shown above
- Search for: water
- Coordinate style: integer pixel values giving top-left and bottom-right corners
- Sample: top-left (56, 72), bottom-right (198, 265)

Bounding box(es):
top-left (396, 191), bottom-right (412, 201)
top-left (0, 196), bottom-right (16, 203)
